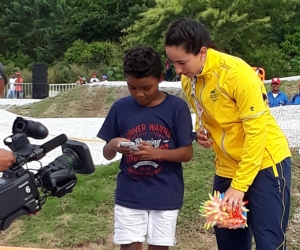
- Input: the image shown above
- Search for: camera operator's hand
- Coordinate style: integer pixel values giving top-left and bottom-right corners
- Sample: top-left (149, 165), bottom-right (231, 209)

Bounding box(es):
top-left (0, 149), bottom-right (16, 172)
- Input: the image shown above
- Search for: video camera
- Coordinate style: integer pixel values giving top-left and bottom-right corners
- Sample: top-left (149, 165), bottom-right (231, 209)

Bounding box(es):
top-left (0, 117), bottom-right (95, 231)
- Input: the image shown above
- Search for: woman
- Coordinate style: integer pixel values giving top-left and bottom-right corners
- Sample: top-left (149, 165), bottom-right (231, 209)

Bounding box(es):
top-left (165, 18), bottom-right (291, 250)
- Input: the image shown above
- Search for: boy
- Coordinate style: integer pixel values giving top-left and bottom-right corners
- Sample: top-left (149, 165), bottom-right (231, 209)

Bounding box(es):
top-left (97, 45), bottom-right (195, 250)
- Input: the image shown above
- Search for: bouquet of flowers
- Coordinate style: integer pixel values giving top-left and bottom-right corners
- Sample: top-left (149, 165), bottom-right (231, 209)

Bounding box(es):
top-left (199, 190), bottom-right (249, 229)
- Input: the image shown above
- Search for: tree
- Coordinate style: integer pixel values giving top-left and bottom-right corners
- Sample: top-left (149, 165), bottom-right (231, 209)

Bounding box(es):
top-left (2, 0), bottom-right (78, 64)
top-left (122, 0), bottom-right (184, 53)
top-left (122, 0), bottom-right (298, 77)
top-left (0, 0), bottom-right (299, 79)
top-left (73, 0), bottom-right (155, 42)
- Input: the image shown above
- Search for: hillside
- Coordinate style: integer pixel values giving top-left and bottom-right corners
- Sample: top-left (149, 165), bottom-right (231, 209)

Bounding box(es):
top-left (5, 85), bottom-right (187, 118)
top-left (3, 80), bottom-right (299, 119)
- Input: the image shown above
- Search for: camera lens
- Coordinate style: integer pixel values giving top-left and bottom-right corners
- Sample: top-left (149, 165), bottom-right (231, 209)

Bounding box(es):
top-left (53, 148), bottom-right (82, 171)
top-left (37, 149), bottom-right (82, 194)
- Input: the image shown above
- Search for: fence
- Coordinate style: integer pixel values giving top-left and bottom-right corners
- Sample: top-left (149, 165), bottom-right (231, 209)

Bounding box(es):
top-left (1, 75), bottom-right (300, 99)
top-left (0, 83), bottom-right (78, 99)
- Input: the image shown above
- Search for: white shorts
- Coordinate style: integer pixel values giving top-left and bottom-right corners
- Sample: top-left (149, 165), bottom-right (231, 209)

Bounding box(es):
top-left (114, 204), bottom-right (179, 246)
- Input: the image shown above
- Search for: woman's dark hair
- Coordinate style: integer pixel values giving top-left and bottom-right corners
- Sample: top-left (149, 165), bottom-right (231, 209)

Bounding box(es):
top-left (123, 45), bottom-right (162, 80)
top-left (165, 18), bottom-right (216, 55)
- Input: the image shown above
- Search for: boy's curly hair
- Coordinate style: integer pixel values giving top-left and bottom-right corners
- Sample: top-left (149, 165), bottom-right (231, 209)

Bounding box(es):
top-left (123, 45), bottom-right (162, 80)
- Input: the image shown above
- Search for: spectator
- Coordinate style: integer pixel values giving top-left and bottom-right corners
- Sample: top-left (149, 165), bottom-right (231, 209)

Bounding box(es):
top-left (76, 75), bottom-right (87, 85)
top-left (6, 73), bottom-right (16, 98)
top-left (15, 72), bottom-right (24, 99)
top-left (289, 82), bottom-right (300, 105)
top-left (90, 72), bottom-right (100, 83)
top-left (174, 73), bottom-right (181, 81)
top-left (101, 75), bottom-right (108, 82)
top-left (0, 62), bottom-right (16, 171)
top-left (267, 77), bottom-right (288, 107)
top-left (165, 59), bottom-right (173, 81)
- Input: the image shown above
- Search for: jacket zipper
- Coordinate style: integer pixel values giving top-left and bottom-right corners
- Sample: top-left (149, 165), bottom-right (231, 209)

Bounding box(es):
top-left (220, 130), bottom-right (238, 163)
top-left (199, 77), bottom-right (214, 122)
top-left (199, 76), bottom-right (238, 164)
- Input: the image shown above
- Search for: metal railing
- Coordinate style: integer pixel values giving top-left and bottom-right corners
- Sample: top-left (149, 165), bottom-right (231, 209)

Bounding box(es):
top-left (48, 83), bottom-right (78, 97)
top-left (1, 75), bottom-right (300, 99)
top-left (0, 83), bottom-right (78, 99)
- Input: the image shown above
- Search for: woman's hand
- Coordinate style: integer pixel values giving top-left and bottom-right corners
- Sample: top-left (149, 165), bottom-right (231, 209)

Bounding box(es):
top-left (196, 128), bottom-right (213, 148)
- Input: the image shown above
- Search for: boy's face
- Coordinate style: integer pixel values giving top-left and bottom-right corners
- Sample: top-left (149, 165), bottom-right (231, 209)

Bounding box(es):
top-left (126, 75), bottom-right (161, 106)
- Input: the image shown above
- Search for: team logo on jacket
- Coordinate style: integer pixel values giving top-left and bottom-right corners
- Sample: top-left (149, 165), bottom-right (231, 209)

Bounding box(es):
top-left (210, 88), bottom-right (219, 102)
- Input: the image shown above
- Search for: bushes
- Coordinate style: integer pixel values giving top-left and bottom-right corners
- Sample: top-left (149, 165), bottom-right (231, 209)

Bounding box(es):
top-left (2, 62), bottom-right (124, 84)
top-left (1, 61), bottom-right (32, 82)
top-left (64, 39), bottom-right (123, 69)
top-left (245, 44), bottom-right (290, 79)
top-left (47, 63), bottom-right (116, 84)
top-left (46, 39), bottom-right (125, 83)
top-left (1, 40), bottom-right (125, 83)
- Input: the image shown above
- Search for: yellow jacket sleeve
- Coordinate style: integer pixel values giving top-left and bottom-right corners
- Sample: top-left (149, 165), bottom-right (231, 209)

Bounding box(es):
top-left (226, 68), bottom-right (268, 192)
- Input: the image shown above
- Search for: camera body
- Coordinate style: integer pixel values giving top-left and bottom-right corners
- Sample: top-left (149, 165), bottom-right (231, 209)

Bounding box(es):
top-left (0, 117), bottom-right (95, 231)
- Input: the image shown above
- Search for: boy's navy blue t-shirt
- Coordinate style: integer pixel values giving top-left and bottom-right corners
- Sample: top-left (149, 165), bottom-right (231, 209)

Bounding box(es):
top-left (97, 93), bottom-right (195, 210)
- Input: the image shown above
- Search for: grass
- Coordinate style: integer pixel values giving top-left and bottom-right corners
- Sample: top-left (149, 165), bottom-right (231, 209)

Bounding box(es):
top-left (7, 87), bottom-right (86, 118)
top-left (1, 146), bottom-right (299, 250)
top-left (105, 95), bottom-right (115, 104)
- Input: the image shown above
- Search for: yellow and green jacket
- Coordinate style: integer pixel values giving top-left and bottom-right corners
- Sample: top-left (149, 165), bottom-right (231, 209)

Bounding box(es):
top-left (182, 49), bottom-right (291, 192)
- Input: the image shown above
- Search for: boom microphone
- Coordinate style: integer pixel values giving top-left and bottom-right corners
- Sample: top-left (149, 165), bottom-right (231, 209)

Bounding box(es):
top-left (28, 134), bottom-right (68, 161)
top-left (40, 134), bottom-right (68, 154)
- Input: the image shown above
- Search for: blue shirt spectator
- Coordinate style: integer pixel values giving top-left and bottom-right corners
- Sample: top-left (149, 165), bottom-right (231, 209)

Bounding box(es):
top-left (289, 82), bottom-right (300, 105)
top-left (267, 77), bottom-right (289, 107)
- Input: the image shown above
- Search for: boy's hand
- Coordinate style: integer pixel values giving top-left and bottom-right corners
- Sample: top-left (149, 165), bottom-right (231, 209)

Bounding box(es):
top-left (108, 138), bottom-right (133, 155)
top-left (131, 141), bottom-right (157, 160)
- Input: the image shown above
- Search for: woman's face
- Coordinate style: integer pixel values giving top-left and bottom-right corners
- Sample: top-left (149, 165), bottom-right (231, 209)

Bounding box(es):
top-left (165, 46), bottom-right (207, 79)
